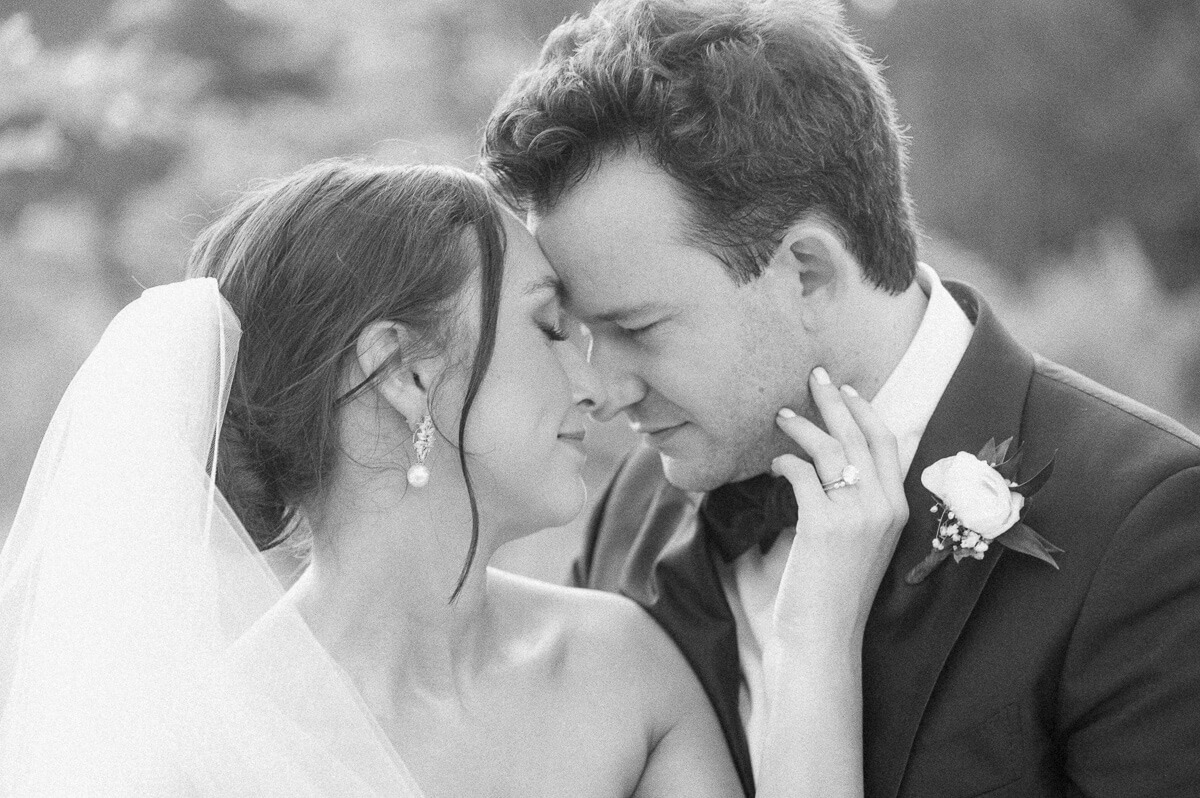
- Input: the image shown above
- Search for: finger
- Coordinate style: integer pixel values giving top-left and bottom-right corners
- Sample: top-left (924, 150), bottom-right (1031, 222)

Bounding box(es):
top-left (809, 367), bottom-right (872, 472)
top-left (770, 452), bottom-right (826, 510)
top-left (775, 407), bottom-right (850, 485)
top-left (839, 384), bottom-right (905, 509)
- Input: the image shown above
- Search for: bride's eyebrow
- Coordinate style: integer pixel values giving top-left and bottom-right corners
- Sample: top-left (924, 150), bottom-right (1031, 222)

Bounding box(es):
top-left (522, 275), bottom-right (565, 302)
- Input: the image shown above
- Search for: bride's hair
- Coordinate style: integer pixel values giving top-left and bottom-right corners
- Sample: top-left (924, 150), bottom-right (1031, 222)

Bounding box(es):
top-left (188, 159), bottom-right (505, 598)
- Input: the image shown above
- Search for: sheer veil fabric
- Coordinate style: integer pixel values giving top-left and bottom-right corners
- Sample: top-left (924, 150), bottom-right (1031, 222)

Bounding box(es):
top-left (0, 279), bottom-right (425, 796)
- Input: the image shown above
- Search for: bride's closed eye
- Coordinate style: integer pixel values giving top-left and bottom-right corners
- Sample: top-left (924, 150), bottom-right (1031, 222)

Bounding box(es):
top-left (538, 319), bottom-right (569, 343)
top-left (536, 306), bottom-right (571, 343)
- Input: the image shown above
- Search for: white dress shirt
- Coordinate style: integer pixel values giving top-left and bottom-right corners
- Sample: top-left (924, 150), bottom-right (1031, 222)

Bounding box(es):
top-left (720, 263), bottom-right (975, 773)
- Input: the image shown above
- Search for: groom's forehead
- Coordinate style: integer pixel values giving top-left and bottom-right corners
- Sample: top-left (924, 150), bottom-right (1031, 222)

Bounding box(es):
top-left (562, 287), bottom-right (673, 323)
top-left (544, 235), bottom-right (728, 326)
top-left (529, 155), bottom-right (731, 316)
top-left (531, 154), bottom-right (692, 248)
top-left (553, 263), bottom-right (640, 317)
top-left (545, 234), bottom-right (684, 312)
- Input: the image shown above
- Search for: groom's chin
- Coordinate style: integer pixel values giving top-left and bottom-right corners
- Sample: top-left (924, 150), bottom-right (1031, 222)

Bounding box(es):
top-left (659, 452), bottom-right (737, 494)
top-left (658, 439), bottom-right (781, 493)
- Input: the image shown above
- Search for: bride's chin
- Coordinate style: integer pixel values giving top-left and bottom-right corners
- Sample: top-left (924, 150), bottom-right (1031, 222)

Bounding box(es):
top-left (482, 465), bottom-right (590, 541)
top-left (528, 474), bottom-right (589, 533)
top-left (537, 475), bottom-right (589, 530)
top-left (564, 476), bottom-right (589, 523)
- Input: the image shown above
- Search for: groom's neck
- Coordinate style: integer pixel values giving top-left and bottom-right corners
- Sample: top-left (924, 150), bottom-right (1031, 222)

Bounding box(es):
top-left (837, 277), bottom-right (929, 402)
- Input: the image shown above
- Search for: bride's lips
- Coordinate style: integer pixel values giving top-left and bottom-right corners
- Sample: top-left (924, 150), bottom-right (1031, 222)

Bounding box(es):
top-left (558, 430), bottom-right (587, 452)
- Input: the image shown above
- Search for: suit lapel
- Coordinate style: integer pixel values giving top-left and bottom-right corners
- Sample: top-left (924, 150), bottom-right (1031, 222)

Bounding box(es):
top-left (615, 479), bottom-right (755, 796)
top-left (862, 282), bottom-right (1036, 798)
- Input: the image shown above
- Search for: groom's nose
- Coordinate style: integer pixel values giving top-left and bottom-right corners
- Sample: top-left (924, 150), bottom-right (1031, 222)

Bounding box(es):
top-left (585, 340), bottom-right (647, 423)
top-left (590, 376), bottom-right (645, 422)
top-left (558, 337), bottom-right (608, 413)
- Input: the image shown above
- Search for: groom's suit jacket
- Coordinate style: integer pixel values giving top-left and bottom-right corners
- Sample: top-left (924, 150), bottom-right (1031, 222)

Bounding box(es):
top-left (572, 282), bottom-right (1200, 798)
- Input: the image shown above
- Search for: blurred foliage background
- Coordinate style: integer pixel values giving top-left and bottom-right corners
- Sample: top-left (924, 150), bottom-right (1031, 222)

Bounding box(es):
top-left (2, 0), bottom-right (1198, 582)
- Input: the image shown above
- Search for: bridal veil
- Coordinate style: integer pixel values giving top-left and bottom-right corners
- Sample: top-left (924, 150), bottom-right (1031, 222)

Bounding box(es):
top-left (0, 279), bottom-right (424, 796)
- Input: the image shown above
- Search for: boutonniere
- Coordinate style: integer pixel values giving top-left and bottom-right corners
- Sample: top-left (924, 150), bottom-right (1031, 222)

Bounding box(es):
top-left (905, 437), bottom-right (1063, 585)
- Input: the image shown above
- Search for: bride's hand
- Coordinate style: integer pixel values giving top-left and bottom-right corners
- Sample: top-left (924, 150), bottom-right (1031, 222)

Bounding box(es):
top-left (769, 367), bottom-right (908, 646)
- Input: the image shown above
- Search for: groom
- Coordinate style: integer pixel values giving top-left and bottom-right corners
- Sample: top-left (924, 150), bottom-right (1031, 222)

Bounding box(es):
top-left (483, 1), bottom-right (1200, 796)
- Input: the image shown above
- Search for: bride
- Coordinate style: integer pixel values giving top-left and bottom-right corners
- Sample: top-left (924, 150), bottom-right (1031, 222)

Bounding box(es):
top-left (0, 160), bottom-right (904, 796)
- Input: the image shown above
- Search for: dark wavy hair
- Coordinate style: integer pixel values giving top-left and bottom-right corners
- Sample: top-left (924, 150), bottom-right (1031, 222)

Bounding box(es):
top-left (483, 0), bottom-right (917, 291)
top-left (188, 159), bottom-right (505, 600)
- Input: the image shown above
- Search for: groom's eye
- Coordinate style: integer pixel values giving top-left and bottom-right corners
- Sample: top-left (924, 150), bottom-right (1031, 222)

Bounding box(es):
top-left (621, 320), bottom-right (660, 336)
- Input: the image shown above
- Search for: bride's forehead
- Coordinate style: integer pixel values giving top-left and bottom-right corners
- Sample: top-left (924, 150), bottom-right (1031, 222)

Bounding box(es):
top-left (501, 215), bottom-right (558, 287)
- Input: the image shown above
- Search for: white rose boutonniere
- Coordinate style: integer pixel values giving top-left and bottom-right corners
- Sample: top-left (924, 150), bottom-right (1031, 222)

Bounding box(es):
top-left (923, 452), bottom-right (1024, 541)
top-left (906, 437), bottom-right (1063, 584)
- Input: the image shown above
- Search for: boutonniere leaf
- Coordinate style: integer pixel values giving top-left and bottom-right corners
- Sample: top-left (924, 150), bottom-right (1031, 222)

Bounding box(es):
top-left (994, 522), bottom-right (1065, 568)
top-left (1012, 458), bottom-right (1054, 498)
top-left (905, 437), bottom-right (1062, 585)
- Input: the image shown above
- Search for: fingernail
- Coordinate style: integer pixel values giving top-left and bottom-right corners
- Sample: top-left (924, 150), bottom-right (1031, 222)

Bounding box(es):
top-left (841, 384), bottom-right (858, 398)
top-left (777, 407), bottom-right (796, 418)
top-left (812, 366), bottom-right (831, 385)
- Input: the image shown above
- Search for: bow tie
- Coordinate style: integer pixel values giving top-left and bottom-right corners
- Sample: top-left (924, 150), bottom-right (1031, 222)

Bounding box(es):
top-left (699, 473), bottom-right (798, 562)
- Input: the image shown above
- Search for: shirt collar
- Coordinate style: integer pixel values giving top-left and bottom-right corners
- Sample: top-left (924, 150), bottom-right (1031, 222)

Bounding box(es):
top-left (871, 263), bottom-right (975, 475)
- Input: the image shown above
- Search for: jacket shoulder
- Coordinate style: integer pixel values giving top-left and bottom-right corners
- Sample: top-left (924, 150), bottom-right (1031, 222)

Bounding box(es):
top-left (1029, 355), bottom-right (1200, 469)
top-left (576, 447), bottom-right (673, 588)
top-left (1017, 355), bottom-right (1200, 569)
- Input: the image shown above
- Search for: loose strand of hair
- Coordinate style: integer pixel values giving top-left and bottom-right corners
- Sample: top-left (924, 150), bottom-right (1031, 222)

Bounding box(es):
top-left (448, 205), bottom-right (506, 603)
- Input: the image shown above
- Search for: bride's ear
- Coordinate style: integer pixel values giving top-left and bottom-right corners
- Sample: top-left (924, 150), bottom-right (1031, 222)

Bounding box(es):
top-left (354, 321), bottom-right (439, 428)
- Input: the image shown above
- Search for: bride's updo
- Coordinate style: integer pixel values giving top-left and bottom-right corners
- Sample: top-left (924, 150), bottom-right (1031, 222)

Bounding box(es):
top-left (188, 160), bottom-right (505, 588)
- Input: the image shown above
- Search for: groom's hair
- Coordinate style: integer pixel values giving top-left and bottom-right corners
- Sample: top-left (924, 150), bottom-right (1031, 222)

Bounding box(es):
top-left (483, 0), bottom-right (917, 292)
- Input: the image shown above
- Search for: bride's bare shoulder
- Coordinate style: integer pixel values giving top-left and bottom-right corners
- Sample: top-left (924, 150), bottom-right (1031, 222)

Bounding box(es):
top-left (487, 567), bottom-right (696, 698)
top-left (486, 569), bottom-right (738, 795)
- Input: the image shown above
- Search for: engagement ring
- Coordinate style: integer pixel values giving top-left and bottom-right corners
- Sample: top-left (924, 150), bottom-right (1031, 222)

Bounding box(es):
top-left (821, 464), bottom-right (861, 492)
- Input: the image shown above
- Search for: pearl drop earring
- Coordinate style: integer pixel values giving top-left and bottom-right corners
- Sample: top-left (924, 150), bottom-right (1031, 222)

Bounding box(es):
top-left (407, 414), bottom-right (434, 487)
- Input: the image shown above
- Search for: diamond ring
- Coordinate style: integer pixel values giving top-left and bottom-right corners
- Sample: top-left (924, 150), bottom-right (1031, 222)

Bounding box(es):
top-left (821, 464), bottom-right (861, 493)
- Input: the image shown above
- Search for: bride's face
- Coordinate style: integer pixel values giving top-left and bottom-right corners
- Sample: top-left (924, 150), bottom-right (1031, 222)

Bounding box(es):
top-left (446, 214), bottom-right (602, 535)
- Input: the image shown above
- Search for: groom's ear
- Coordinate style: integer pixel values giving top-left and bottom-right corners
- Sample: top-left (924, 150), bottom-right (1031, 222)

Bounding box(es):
top-left (770, 217), bottom-right (862, 300)
top-left (353, 321), bottom-right (439, 428)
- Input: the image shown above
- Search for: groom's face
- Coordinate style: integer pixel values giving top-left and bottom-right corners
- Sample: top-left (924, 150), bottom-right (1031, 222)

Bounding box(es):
top-left (531, 154), bottom-right (816, 491)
